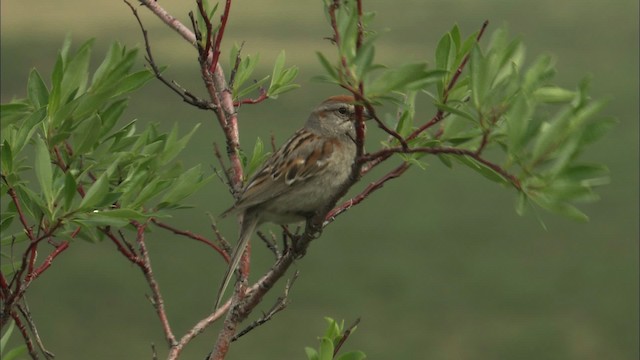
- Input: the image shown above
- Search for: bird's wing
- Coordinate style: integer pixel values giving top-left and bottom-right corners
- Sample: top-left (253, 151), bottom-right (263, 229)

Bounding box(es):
top-left (227, 129), bottom-right (338, 213)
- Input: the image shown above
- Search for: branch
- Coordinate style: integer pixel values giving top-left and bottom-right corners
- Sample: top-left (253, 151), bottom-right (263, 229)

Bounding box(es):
top-left (151, 219), bottom-right (230, 263)
top-left (25, 241), bottom-right (69, 282)
top-left (133, 221), bottom-right (177, 347)
top-left (2, 175), bottom-right (34, 241)
top-left (124, 0), bottom-right (216, 110)
top-left (167, 305), bottom-right (229, 360)
top-left (101, 227), bottom-right (142, 265)
top-left (231, 271), bottom-right (298, 342)
top-left (10, 311), bottom-right (38, 359)
top-left (333, 318), bottom-right (361, 357)
top-left (362, 146), bottom-right (521, 189)
top-left (208, 0), bottom-right (231, 73)
top-left (17, 303), bottom-right (55, 359)
top-left (324, 162), bottom-right (410, 225)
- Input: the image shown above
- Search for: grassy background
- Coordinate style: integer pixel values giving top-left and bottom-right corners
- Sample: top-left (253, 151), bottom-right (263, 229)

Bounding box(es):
top-left (1, 1), bottom-right (638, 359)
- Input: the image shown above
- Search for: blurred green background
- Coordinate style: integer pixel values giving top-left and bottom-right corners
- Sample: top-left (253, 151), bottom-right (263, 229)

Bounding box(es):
top-left (1, 1), bottom-right (638, 359)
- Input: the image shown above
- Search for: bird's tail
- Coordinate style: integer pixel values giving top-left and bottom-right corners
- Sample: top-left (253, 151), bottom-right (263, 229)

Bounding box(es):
top-left (214, 213), bottom-right (259, 310)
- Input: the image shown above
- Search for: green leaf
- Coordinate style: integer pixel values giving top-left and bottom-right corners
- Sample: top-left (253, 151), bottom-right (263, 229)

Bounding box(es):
top-left (305, 347), bottom-right (319, 360)
top-left (454, 155), bottom-right (510, 186)
top-left (533, 86), bottom-right (575, 103)
top-left (91, 42), bottom-right (122, 87)
top-left (268, 51), bottom-right (299, 98)
top-left (158, 165), bottom-right (210, 206)
top-left (470, 44), bottom-right (488, 108)
top-left (269, 83), bottom-right (300, 97)
top-left (353, 37), bottom-right (376, 80)
top-left (97, 208), bottom-right (148, 221)
top-left (236, 76), bottom-right (269, 99)
top-left (34, 135), bottom-right (54, 208)
top-left (316, 52), bottom-right (338, 80)
top-left (435, 33), bottom-right (452, 71)
top-left (60, 39), bottom-right (94, 101)
top-left (271, 50), bottom-right (286, 85)
top-left (3, 345), bottom-right (28, 360)
top-left (74, 113), bottom-right (103, 154)
top-left (337, 351), bottom-right (367, 360)
top-left (132, 178), bottom-right (172, 208)
top-left (516, 191), bottom-right (528, 216)
top-left (0, 213), bottom-right (15, 234)
top-left (78, 172), bottom-right (110, 210)
top-left (112, 69), bottom-right (155, 97)
top-left (98, 99), bottom-right (128, 138)
top-left (505, 94), bottom-right (533, 154)
top-left (1, 319), bottom-right (15, 354)
top-left (12, 107), bottom-right (46, 154)
top-left (450, 24), bottom-right (461, 50)
top-left (434, 102), bottom-right (476, 123)
top-left (1, 141), bottom-right (13, 174)
top-left (27, 68), bottom-right (49, 109)
top-left (0, 102), bottom-right (32, 130)
top-left (319, 338), bottom-right (334, 360)
top-left (62, 172), bottom-right (77, 211)
top-left (72, 212), bottom-right (130, 228)
top-left (233, 53), bottom-right (261, 97)
top-left (160, 123), bottom-right (200, 165)
top-left (369, 64), bottom-right (444, 96)
top-left (245, 137), bottom-right (270, 178)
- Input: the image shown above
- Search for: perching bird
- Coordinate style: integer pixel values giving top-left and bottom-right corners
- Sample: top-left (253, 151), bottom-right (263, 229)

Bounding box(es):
top-left (215, 95), bottom-right (370, 309)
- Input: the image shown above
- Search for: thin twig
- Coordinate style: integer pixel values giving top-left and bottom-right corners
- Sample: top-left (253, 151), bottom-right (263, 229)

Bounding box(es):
top-left (10, 311), bottom-right (38, 359)
top-left (231, 271), bottom-right (299, 342)
top-left (134, 221), bottom-right (177, 347)
top-left (362, 146), bottom-right (521, 189)
top-left (208, 214), bottom-right (232, 254)
top-left (256, 231), bottom-right (280, 259)
top-left (17, 302), bottom-right (55, 359)
top-left (325, 162), bottom-right (410, 225)
top-left (213, 142), bottom-right (233, 190)
top-left (151, 219), bottom-right (230, 263)
top-left (123, 0), bottom-right (216, 110)
top-left (333, 318), bottom-right (361, 357)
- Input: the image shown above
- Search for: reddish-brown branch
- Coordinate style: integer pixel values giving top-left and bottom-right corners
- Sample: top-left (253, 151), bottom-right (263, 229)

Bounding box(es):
top-left (196, 0), bottom-right (214, 63)
top-left (0, 273), bottom-right (8, 293)
top-left (25, 241), bottom-right (69, 282)
top-left (327, 0), bottom-right (353, 82)
top-left (167, 305), bottom-right (229, 359)
top-left (151, 219), bottom-right (230, 263)
top-left (10, 311), bottom-right (38, 358)
top-left (124, 0), bottom-right (216, 110)
top-left (101, 228), bottom-right (143, 265)
top-left (17, 303), bottom-right (55, 359)
top-left (52, 145), bottom-right (68, 171)
top-left (233, 89), bottom-right (269, 106)
top-left (134, 221), bottom-right (177, 347)
top-left (333, 318), bottom-right (361, 357)
top-left (134, 0), bottom-right (243, 190)
top-left (2, 177), bottom-right (34, 241)
top-left (210, 0), bottom-right (231, 73)
top-left (6, 220), bottom-right (62, 307)
top-left (363, 146), bottom-right (521, 189)
top-left (325, 162), bottom-right (410, 224)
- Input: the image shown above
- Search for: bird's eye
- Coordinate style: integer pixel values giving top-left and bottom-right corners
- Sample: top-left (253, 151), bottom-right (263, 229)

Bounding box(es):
top-left (337, 107), bottom-right (349, 115)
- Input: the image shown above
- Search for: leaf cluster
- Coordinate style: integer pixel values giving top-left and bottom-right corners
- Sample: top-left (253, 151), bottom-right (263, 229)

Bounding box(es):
top-left (305, 317), bottom-right (366, 360)
top-left (314, 1), bottom-right (611, 222)
top-left (1, 38), bottom-right (210, 259)
top-left (435, 28), bottom-right (613, 220)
